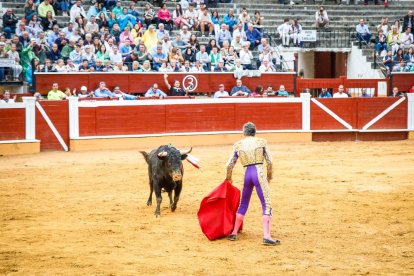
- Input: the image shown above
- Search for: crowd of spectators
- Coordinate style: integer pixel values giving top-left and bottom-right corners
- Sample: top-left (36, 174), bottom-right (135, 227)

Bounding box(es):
top-left (0, 0), bottom-right (283, 83)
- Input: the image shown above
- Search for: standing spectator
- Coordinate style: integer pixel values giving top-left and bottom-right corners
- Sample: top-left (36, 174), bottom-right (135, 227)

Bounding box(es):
top-left (223, 9), bottom-right (238, 32)
top-left (375, 30), bottom-right (387, 56)
top-left (315, 6), bottom-right (329, 28)
top-left (214, 84), bottom-right (230, 98)
top-left (403, 10), bottom-right (414, 35)
top-left (38, 0), bottom-right (55, 19)
top-left (333, 85), bottom-right (348, 98)
top-left (47, 83), bottom-right (66, 100)
top-left (230, 79), bottom-right (251, 96)
top-left (2, 9), bottom-right (19, 39)
top-left (356, 18), bottom-right (372, 46)
top-left (70, 0), bottom-right (87, 23)
top-left (387, 26), bottom-right (402, 55)
top-left (278, 18), bottom-right (291, 47)
top-left (158, 3), bottom-right (173, 31)
top-left (211, 10), bottom-right (221, 41)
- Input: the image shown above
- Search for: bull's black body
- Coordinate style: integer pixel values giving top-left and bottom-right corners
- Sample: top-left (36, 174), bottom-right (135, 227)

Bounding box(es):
top-left (140, 145), bottom-right (190, 217)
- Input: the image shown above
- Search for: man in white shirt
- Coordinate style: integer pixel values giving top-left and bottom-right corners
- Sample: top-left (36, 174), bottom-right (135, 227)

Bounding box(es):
top-left (198, 8), bottom-right (213, 37)
top-left (356, 18), bottom-right (371, 46)
top-left (232, 24), bottom-right (247, 41)
top-left (196, 45), bottom-right (210, 71)
top-left (85, 15), bottom-right (99, 35)
top-left (179, 26), bottom-right (192, 43)
top-left (259, 59), bottom-right (276, 73)
top-left (70, 0), bottom-right (87, 23)
top-left (401, 27), bottom-right (414, 50)
top-left (315, 6), bottom-right (329, 28)
top-left (214, 84), bottom-right (230, 98)
top-left (239, 43), bottom-right (253, 70)
top-left (333, 85), bottom-right (349, 98)
top-left (184, 3), bottom-right (199, 30)
top-left (278, 19), bottom-right (291, 47)
top-left (109, 46), bottom-right (123, 63)
top-left (157, 23), bottom-right (170, 41)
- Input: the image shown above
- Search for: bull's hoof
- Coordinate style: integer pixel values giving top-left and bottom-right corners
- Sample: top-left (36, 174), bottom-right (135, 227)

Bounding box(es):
top-left (171, 204), bottom-right (177, 212)
top-left (147, 200), bottom-right (152, 206)
top-left (155, 211), bottom-right (161, 217)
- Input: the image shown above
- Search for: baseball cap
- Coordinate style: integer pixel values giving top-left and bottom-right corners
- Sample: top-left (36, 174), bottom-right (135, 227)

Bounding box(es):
top-left (81, 86), bottom-right (87, 91)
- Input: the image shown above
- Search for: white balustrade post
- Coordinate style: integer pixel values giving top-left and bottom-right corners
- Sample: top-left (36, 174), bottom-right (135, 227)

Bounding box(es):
top-left (407, 93), bottom-right (414, 131)
top-left (68, 96), bottom-right (79, 139)
top-left (300, 93), bottom-right (311, 131)
top-left (22, 97), bottom-right (36, 140)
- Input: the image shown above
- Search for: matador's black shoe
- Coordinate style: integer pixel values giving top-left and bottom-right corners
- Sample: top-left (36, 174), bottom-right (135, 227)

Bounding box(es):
top-left (227, 234), bottom-right (237, 241)
top-left (263, 238), bottom-right (281, 246)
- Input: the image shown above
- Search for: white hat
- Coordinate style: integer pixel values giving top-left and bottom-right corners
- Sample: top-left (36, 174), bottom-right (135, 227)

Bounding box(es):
top-left (80, 86), bottom-right (87, 90)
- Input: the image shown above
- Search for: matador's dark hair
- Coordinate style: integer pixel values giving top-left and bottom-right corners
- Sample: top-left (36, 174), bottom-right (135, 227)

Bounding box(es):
top-left (243, 122), bottom-right (256, 137)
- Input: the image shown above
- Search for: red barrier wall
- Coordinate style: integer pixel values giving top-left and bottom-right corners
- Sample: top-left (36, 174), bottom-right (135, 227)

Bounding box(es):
top-left (391, 73), bottom-right (414, 92)
top-left (79, 102), bottom-right (302, 136)
top-left (35, 72), bottom-right (296, 95)
top-left (36, 101), bottom-right (69, 151)
top-left (0, 108), bottom-right (25, 140)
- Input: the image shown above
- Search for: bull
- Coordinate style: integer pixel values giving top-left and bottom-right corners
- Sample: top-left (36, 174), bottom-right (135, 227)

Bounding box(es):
top-left (140, 145), bottom-right (192, 217)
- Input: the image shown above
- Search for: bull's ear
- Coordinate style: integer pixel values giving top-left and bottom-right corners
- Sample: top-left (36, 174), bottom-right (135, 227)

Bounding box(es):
top-left (158, 151), bottom-right (168, 160)
top-left (180, 154), bottom-right (188, 160)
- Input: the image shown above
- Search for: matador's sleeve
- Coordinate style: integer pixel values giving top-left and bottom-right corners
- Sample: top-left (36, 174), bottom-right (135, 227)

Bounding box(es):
top-left (226, 144), bottom-right (239, 181)
top-left (263, 141), bottom-right (273, 181)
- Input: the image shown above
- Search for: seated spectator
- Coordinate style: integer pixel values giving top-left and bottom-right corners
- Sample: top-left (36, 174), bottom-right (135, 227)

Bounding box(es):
top-left (356, 18), bottom-right (372, 46)
top-left (263, 85), bottom-right (275, 96)
top-left (113, 62), bottom-right (128, 72)
top-left (276, 85), bottom-right (290, 97)
top-left (238, 7), bottom-right (250, 31)
top-left (223, 9), bottom-right (237, 32)
top-left (157, 23), bottom-right (170, 41)
top-left (139, 60), bottom-right (153, 72)
top-left (142, 25), bottom-right (158, 54)
top-left (214, 60), bottom-right (228, 72)
top-left (315, 6), bottom-right (329, 28)
top-left (47, 83), bottom-right (66, 100)
top-left (318, 88), bottom-right (332, 98)
top-left (54, 59), bottom-right (66, 72)
top-left (152, 46), bottom-right (168, 71)
top-left (145, 83), bottom-right (167, 98)
top-left (198, 8), bottom-right (214, 37)
top-left (253, 11), bottom-right (264, 33)
top-left (181, 60), bottom-right (192, 72)
top-left (230, 79), bottom-right (251, 96)
top-left (7, 44), bottom-right (23, 80)
top-left (184, 3), bottom-right (198, 31)
top-left (180, 26), bottom-right (192, 44)
top-left (94, 81), bottom-right (116, 98)
top-left (259, 59), bottom-right (276, 73)
top-left (82, 45), bottom-right (96, 65)
top-left (401, 27), bottom-right (414, 50)
top-left (382, 50), bottom-right (393, 71)
top-left (360, 88), bottom-right (372, 97)
top-left (79, 59), bottom-right (94, 72)
top-left (161, 35), bottom-right (173, 56)
top-left (377, 17), bottom-right (390, 36)
top-left (251, 85), bottom-right (264, 97)
top-left (69, 44), bottom-right (83, 65)
top-left (210, 47), bottom-right (221, 70)
top-left (96, 45), bottom-right (110, 61)
top-left (143, 3), bottom-right (157, 29)
top-left (64, 58), bottom-right (78, 72)
top-left (391, 87), bottom-right (403, 97)
top-left (222, 46), bottom-right (237, 70)
top-left (387, 26), bottom-right (402, 55)
top-left (41, 59), bottom-right (57, 72)
top-left (239, 43), bottom-right (253, 70)
top-left (158, 3), bottom-right (173, 31)
top-left (233, 24), bottom-right (247, 41)
top-left (3, 9), bottom-right (19, 39)
top-left (109, 46), bottom-right (123, 63)
top-left (38, 0), bottom-right (55, 20)
top-left (188, 34), bottom-right (201, 52)
top-left (136, 44), bottom-right (151, 65)
top-left (333, 85), bottom-right (349, 98)
top-left (76, 85), bottom-right (92, 98)
top-left (70, 0), bottom-right (87, 24)
top-left (113, 86), bottom-right (138, 100)
top-left (405, 47), bottom-right (414, 69)
top-left (218, 24), bottom-right (232, 47)
top-left (131, 23), bottom-right (143, 46)
top-left (246, 24), bottom-right (262, 50)
top-left (291, 19), bottom-right (303, 47)
top-left (25, 0), bottom-right (38, 22)
top-left (0, 91), bottom-right (16, 103)
top-left (196, 45), bottom-right (210, 71)
top-left (375, 30), bottom-right (388, 56)
top-left (278, 19), bottom-right (291, 48)
top-left (214, 84), bottom-right (230, 98)
top-left (169, 48), bottom-right (184, 64)
top-left (120, 38), bottom-right (133, 57)
top-left (164, 74), bottom-right (187, 96)
top-left (190, 60), bottom-right (205, 72)
top-left (94, 59), bottom-right (105, 71)
top-left (231, 34), bottom-right (244, 54)
top-left (28, 15), bottom-right (43, 36)
top-left (173, 33), bottom-right (188, 51)
top-left (103, 60), bottom-right (113, 72)
top-left (393, 49), bottom-right (406, 72)
top-left (232, 59), bottom-right (244, 74)
top-left (183, 46), bottom-right (196, 63)
top-left (402, 10), bottom-right (414, 33)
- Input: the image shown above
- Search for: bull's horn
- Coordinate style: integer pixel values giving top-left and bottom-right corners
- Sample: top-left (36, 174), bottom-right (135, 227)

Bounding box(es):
top-left (158, 151), bottom-right (168, 157)
top-left (180, 147), bottom-right (192, 155)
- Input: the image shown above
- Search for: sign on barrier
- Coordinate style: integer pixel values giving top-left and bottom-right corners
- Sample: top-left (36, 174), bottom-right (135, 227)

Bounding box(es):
top-left (0, 58), bottom-right (16, 67)
top-left (301, 30), bottom-right (317, 42)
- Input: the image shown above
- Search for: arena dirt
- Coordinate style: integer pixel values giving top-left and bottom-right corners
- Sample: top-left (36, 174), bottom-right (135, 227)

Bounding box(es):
top-left (1, 141), bottom-right (413, 275)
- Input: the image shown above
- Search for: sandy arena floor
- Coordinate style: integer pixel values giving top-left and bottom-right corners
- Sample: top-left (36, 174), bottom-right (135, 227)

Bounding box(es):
top-left (1, 141), bottom-right (414, 275)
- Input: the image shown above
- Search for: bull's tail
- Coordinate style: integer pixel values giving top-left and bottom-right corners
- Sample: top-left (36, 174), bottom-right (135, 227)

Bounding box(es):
top-left (140, 151), bottom-right (149, 164)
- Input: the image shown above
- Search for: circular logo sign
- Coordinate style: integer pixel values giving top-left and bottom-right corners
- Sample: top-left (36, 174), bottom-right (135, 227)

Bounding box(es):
top-left (182, 75), bottom-right (198, 92)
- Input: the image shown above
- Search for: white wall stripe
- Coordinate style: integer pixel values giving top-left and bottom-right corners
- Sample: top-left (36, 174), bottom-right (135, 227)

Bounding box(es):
top-left (362, 97), bottom-right (406, 130)
top-left (35, 102), bottom-right (69, 151)
top-left (22, 97), bottom-right (36, 140)
top-left (406, 93), bottom-right (414, 131)
top-left (311, 98), bottom-right (353, 130)
top-left (0, 103), bottom-right (25, 108)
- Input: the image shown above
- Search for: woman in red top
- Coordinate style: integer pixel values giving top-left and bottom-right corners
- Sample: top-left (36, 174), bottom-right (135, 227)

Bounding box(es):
top-left (157, 3), bottom-right (172, 31)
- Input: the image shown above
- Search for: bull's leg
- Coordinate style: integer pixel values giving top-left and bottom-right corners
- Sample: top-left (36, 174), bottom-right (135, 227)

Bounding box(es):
top-left (168, 191), bottom-right (173, 209)
top-left (154, 185), bottom-right (162, 217)
top-left (147, 179), bottom-right (153, 206)
top-left (171, 182), bottom-right (182, 212)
